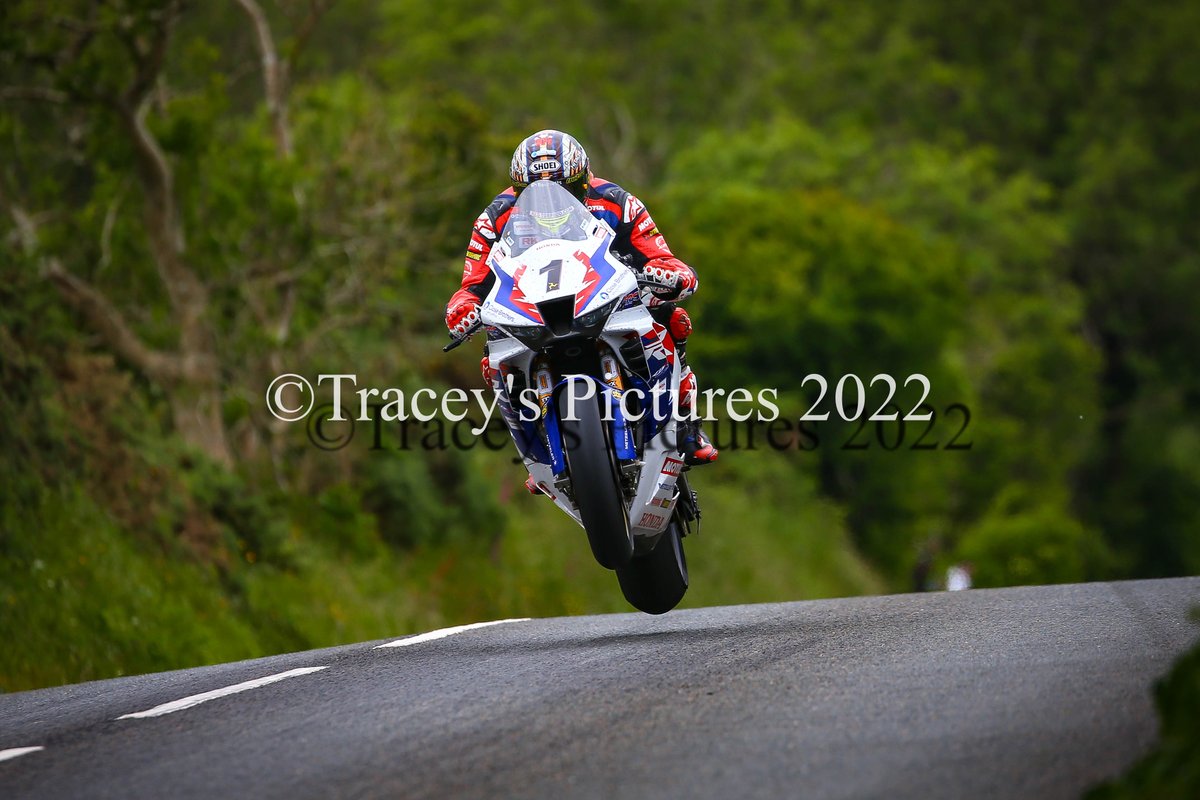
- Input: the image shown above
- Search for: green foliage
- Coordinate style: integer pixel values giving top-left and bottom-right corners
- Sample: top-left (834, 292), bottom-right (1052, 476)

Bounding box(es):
top-left (180, 454), bottom-right (295, 567)
top-left (1087, 618), bottom-right (1200, 799)
top-left (0, 483), bottom-right (264, 689)
top-left (956, 486), bottom-right (1112, 587)
top-left (360, 448), bottom-right (501, 550)
top-left (657, 116), bottom-right (1101, 582)
top-left (663, 181), bottom-right (965, 576)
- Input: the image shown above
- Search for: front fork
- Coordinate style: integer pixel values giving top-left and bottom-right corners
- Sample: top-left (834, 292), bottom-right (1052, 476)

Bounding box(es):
top-left (532, 343), bottom-right (639, 499)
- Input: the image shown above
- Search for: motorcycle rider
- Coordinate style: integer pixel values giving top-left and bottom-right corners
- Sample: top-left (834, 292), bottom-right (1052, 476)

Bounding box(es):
top-left (445, 129), bottom-right (718, 473)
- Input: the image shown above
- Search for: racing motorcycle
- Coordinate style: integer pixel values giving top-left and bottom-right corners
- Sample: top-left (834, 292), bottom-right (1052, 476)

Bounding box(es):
top-left (445, 180), bottom-right (701, 614)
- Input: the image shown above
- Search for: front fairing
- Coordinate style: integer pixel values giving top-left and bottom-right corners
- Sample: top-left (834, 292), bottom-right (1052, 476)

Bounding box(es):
top-left (479, 181), bottom-right (638, 333)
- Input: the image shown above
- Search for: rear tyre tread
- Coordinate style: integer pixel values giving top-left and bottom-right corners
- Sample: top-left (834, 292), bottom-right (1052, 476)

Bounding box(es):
top-left (616, 520), bottom-right (689, 614)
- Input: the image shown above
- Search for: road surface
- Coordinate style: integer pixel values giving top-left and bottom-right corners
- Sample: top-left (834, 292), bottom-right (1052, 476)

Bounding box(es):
top-left (2, 578), bottom-right (1197, 799)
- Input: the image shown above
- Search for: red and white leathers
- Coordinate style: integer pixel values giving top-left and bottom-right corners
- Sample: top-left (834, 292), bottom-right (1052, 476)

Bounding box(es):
top-left (447, 177), bottom-right (696, 321)
top-left (447, 177), bottom-right (717, 465)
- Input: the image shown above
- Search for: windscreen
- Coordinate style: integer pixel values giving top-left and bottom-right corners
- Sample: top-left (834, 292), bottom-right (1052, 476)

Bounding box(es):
top-left (501, 180), bottom-right (595, 257)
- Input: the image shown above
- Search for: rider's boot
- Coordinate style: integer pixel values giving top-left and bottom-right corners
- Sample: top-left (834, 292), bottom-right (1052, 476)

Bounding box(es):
top-left (677, 365), bottom-right (718, 466)
top-left (680, 420), bottom-right (719, 465)
top-left (655, 305), bottom-right (718, 467)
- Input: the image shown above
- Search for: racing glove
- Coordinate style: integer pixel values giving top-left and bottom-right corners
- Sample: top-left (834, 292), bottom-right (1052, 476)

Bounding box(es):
top-left (636, 260), bottom-right (698, 305)
top-left (445, 288), bottom-right (482, 338)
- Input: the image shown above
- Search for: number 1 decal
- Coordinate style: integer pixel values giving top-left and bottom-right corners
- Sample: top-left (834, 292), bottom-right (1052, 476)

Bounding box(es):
top-left (540, 259), bottom-right (563, 291)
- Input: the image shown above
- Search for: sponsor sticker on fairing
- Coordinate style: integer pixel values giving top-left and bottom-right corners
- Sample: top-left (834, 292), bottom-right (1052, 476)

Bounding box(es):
top-left (638, 511), bottom-right (666, 529)
top-left (661, 457), bottom-right (684, 477)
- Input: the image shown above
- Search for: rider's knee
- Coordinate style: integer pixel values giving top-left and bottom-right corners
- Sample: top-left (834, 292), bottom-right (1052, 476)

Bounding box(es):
top-left (669, 307), bottom-right (692, 342)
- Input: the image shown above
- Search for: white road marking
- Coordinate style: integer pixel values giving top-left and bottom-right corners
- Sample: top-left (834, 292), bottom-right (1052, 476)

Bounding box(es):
top-left (116, 666), bottom-right (328, 720)
top-left (374, 618), bottom-right (531, 649)
top-left (0, 746), bottom-right (44, 763)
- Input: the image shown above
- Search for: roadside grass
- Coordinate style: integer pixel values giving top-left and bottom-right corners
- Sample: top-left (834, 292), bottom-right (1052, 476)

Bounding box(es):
top-left (1, 485), bottom-right (264, 690)
top-left (1, 449), bottom-right (878, 692)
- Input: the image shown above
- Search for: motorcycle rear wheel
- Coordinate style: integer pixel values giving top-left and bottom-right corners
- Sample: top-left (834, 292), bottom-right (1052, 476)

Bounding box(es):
top-left (616, 521), bottom-right (689, 614)
top-left (559, 391), bottom-right (634, 570)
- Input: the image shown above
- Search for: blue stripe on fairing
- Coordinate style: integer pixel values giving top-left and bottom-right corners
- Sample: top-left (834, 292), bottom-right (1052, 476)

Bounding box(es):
top-left (492, 262), bottom-right (541, 322)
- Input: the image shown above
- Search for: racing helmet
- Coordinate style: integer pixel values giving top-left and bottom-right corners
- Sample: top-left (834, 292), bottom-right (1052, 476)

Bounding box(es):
top-left (510, 129), bottom-right (590, 202)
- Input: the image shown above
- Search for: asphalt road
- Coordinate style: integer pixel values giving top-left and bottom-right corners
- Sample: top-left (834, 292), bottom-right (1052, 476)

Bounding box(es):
top-left (2, 577), bottom-right (1197, 799)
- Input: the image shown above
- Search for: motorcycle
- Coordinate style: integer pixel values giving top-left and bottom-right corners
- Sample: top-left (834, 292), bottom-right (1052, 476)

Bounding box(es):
top-left (445, 180), bottom-right (701, 614)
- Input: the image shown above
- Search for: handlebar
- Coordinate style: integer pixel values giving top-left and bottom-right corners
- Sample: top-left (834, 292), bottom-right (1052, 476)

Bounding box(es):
top-left (442, 322), bottom-right (482, 352)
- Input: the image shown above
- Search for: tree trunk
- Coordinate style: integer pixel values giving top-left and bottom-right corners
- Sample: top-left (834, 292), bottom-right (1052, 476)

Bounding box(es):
top-left (170, 385), bottom-right (233, 466)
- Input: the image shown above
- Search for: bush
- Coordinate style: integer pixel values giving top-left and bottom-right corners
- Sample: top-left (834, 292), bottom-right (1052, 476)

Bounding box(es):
top-left (956, 487), bottom-right (1112, 587)
top-left (1088, 619), bottom-right (1200, 798)
top-left (360, 448), bottom-right (503, 550)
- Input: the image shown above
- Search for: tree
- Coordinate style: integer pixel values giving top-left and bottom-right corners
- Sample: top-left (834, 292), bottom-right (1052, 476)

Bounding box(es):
top-left (0, 0), bottom-right (380, 472)
top-left (3, 0), bottom-right (235, 463)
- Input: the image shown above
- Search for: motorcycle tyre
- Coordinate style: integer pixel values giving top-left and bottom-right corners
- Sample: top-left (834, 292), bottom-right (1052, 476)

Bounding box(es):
top-left (559, 393), bottom-right (634, 570)
top-left (616, 521), bottom-right (689, 614)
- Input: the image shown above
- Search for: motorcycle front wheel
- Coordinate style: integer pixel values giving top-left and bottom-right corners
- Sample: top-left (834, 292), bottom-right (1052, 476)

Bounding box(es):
top-left (558, 390), bottom-right (634, 570)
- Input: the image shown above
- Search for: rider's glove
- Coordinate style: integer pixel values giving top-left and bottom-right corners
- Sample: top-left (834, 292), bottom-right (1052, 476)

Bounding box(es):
top-left (446, 289), bottom-right (481, 338)
top-left (636, 260), bottom-right (698, 305)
